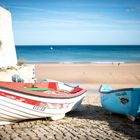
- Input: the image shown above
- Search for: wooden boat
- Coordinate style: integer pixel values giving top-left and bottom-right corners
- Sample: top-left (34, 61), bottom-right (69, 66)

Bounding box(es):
top-left (99, 85), bottom-right (140, 121)
top-left (0, 81), bottom-right (86, 125)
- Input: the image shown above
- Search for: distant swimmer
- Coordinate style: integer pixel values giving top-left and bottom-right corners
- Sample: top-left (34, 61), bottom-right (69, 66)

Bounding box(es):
top-left (50, 46), bottom-right (53, 50)
top-left (118, 62), bottom-right (120, 66)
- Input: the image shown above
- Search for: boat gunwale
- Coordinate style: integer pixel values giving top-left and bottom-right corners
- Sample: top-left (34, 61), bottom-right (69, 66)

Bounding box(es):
top-left (99, 85), bottom-right (134, 94)
top-left (0, 83), bottom-right (86, 99)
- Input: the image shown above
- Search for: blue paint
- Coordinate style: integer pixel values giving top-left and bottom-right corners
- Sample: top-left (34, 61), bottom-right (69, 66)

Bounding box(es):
top-left (99, 85), bottom-right (140, 120)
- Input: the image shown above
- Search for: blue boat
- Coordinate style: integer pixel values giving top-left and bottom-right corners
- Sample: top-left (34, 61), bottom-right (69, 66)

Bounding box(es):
top-left (99, 85), bottom-right (140, 121)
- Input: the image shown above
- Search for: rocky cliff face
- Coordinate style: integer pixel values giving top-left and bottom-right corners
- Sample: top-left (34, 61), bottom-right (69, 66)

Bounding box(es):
top-left (0, 6), bottom-right (17, 68)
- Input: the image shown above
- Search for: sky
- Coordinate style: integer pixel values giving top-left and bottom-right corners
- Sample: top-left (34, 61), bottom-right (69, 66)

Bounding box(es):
top-left (0, 0), bottom-right (140, 45)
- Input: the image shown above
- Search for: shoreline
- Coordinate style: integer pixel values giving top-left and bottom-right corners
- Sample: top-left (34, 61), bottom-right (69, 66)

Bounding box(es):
top-left (26, 61), bottom-right (140, 64)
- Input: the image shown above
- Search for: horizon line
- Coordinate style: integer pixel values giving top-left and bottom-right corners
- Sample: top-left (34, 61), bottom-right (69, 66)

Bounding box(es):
top-left (15, 44), bottom-right (140, 46)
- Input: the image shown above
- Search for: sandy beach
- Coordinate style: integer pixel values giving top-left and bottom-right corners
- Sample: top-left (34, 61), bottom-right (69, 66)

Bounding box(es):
top-left (35, 63), bottom-right (140, 89)
top-left (0, 63), bottom-right (140, 140)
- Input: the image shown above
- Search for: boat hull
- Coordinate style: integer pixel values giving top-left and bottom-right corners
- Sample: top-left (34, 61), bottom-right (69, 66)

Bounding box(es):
top-left (99, 85), bottom-right (140, 121)
top-left (0, 82), bottom-right (86, 125)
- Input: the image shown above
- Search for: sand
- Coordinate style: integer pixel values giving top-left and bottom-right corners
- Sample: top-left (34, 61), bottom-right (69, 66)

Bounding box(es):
top-left (0, 63), bottom-right (140, 140)
top-left (35, 63), bottom-right (140, 90)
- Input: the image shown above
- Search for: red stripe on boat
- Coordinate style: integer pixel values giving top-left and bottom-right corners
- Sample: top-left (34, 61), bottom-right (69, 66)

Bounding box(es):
top-left (0, 91), bottom-right (42, 106)
top-left (0, 91), bottom-right (70, 109)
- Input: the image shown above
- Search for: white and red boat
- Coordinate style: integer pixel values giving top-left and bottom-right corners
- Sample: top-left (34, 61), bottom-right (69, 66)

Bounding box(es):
top-left (0, 81), bottom-right (86, 125)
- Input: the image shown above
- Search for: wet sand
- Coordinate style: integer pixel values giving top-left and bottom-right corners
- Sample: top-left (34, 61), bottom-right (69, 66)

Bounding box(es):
top-left (0, 63), bottom-right (140, 140)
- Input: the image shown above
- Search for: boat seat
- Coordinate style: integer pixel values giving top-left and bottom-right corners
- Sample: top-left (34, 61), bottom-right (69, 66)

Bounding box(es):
top-left (33, 82), bottom-right (58, 91)
top-left (71, 87), bottom-right (82, 94)
top-left (48, 82), bottom-right (58, 91)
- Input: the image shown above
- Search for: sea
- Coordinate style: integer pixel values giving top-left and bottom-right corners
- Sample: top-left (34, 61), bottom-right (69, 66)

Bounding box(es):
top-left (16, 45), bottom-right (140, 63)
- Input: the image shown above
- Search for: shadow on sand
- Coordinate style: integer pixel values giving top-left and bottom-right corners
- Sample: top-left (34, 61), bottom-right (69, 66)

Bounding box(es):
top-left (67, 104), bottom-right (140, 139)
